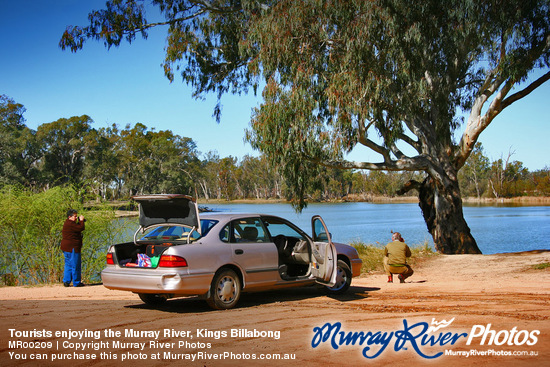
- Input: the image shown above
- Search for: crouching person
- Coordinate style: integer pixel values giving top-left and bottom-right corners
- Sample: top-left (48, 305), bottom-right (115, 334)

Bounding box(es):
top-left (384, 232), bottom-right (414, 283)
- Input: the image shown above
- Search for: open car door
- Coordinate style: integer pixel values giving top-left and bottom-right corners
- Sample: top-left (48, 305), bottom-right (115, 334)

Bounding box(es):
top-left (310, 215), bottom-right (337, 287)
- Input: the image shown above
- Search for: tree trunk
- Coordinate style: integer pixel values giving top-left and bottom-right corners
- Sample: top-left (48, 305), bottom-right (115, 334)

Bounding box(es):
top-left (418, 176), bottom-right (482, 254)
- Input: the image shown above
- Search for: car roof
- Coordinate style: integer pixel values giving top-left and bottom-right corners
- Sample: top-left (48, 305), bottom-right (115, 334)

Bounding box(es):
top-left (199, 212), bottom-right (265, 221)
top-left (199, 212), bottom-right (309, 233)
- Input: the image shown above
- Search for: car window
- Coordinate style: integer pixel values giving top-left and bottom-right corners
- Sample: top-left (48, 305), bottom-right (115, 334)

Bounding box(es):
top-left (262, 216), bottom-right (306, 240)
top-left (220, 224), bottom-right (230, 242)
top-left (140, 225), bottom-right (200, 241)
top-left (200, 219), bottom-right (218, 237)
top-left (313, 217), bottom-right (329, 241)
top-left (219, 217), bottom-right (268, 243)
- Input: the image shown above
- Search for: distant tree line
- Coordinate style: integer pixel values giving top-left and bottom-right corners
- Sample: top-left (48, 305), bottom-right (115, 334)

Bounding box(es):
top-left (458, 142), bottom-right (549, 199)
top-left (1, 95), bottom-right (549, 202)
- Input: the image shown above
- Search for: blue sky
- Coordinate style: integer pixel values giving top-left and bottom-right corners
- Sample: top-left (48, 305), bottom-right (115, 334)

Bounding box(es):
top-left (1, 0), bottom-right (549, 170)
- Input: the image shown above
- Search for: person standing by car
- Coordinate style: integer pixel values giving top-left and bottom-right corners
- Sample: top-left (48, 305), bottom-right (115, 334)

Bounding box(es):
top-left (383, 231), bottom-right (414, 283)
top-left (61, 209), bottom-right (85, 287)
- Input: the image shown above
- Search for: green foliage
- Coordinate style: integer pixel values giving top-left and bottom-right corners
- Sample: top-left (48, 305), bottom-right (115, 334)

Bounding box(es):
top-left (0, 95), bottom-right (40, 186)
top-left (0, 107), bottom-right (203, 200)
top-left (242, 1), bottom-right (550, 195)
top-left (458, 144), bottom-right (550, 198)
top-left (458, 143), bottom-right (491, 198)
top-left (60, 0), bottom-right (148, 51)
top-left (2, 94), bottom-right (548, 202)
top-left (532, 262), bottom-right (550, 270)
top-left (0, 185), bottom-right (68, 284)
top-left (36, 115), bottom-right (92, 185)
top-left (488, 157), bottom-right (532, 198)
top-left (532, 168), bottom-right (550, 196)
top-left (351, 242), bottom-right (387, 273)
top-left (115, 123), bottom-right (200, 196)
top-left (0, 185), bottom-right (131, 285)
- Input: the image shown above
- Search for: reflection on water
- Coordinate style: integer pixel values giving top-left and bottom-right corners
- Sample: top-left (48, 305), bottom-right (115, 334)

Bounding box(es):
top-left (200, 202), bottom-right (550, 255)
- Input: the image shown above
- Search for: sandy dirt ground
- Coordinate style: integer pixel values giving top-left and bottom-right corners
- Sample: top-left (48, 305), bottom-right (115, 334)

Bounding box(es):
top-left (1, 250), bottom-right (549, 367)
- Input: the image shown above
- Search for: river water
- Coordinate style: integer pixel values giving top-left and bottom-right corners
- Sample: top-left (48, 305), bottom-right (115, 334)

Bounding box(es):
top-left (199, 202), bottom-right (550, 254)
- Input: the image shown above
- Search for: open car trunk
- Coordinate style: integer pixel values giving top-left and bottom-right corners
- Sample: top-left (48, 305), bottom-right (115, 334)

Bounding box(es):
top-left (111, 242), bottom-right (177, 268)
top-left (109, 194), bottom-right (201, 268)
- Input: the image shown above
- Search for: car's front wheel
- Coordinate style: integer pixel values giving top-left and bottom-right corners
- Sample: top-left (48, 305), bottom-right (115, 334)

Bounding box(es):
top-left (325, 260), bottom-right (352, 294)
top-left (206, 269), bottom-right (241, 310)
top-left (138, 293), bottom-right (168, 305)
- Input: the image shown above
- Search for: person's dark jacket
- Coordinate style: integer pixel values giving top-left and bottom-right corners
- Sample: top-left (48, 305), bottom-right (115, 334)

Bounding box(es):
top-left (60, 219), bottom-right (85, 253)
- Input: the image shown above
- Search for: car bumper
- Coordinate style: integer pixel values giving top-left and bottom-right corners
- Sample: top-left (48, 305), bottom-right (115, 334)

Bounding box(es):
top-left (350, 258), bottom-right (362, 277)
top-left (101, 266), bottom-right (214, 295)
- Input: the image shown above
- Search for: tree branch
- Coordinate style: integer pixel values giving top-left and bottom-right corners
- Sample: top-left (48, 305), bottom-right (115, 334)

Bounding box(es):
top-left (396, 179), bottom-right (422, 195)
top-left (454, 51), bottom-right (514, 166)
top-left (456, 69), bottom-right (549, 169)
top-left (359, 137), bottom-right (390, 161)
top-left (188, 0), bottom-right (244, 14)
top-left (457, 30), bottom-right (550, 167)
top-left (501, 70), bottom-right (550, 110)
top-left (312, 154), bottom-right (431, 172)
top-left (396, 131), bottom-right (420, 152)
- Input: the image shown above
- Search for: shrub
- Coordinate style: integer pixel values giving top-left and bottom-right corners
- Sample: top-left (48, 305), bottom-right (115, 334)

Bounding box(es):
top-left (0, 185), bottom-right (131, 285)
top-left (532, 262), bottom-right (550, 270)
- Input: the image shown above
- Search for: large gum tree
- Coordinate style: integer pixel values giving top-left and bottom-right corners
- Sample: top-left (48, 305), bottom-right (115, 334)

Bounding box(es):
top-left (61, 0), bottom-right (550, 254)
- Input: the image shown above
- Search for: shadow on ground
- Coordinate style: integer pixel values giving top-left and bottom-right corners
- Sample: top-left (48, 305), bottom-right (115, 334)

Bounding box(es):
top-left (125, 285), bottom-right (380, 314)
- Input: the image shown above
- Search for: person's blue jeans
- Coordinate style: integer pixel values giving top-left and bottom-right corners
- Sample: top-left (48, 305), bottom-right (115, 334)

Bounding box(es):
top-left (63, 249), bottom-right (82, 286)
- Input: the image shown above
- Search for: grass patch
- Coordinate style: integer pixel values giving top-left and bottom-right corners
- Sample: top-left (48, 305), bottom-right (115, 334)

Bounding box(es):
top-left (351, 241), bottom-right (438, 274)
top-left (532, 262), bottom-right (550, 270)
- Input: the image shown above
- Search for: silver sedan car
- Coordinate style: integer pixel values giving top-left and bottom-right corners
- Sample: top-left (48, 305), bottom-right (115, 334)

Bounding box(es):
top-left (102, 194), bottom-right (362, 309)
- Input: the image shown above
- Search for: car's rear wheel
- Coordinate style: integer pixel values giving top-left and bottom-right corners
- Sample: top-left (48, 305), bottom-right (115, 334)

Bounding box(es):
top-left (207, 269), bottom-right (241, 310)
top-left (138, 293), bottom-right (168, 305)
top-left (325, 260), bottom-right (352, 294)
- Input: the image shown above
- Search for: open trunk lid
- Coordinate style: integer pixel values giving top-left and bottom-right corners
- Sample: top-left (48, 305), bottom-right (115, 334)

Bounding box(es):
top-left (132, 194), bottom-right (201, 234)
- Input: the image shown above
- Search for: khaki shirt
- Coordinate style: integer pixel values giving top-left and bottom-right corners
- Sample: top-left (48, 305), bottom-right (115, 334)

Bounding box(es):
top-left (384, 240), bottom-right (411, 266)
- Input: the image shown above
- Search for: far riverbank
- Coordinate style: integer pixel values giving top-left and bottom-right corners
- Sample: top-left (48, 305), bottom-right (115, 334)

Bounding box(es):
top-left (198, 195), bottom-right (550, 206)
top-left (112, 195), bottom-right (550, 218)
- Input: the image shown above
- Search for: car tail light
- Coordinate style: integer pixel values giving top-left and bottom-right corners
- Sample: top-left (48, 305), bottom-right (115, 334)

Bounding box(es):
top-left (106, 253), bottom-right (114, 265)
top-left (158, 255), bottom-right (188, 267)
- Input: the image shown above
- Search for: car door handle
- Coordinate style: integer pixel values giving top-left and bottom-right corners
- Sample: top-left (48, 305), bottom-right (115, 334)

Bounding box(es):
top-left (234, 249), bottom-right (244, 255)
